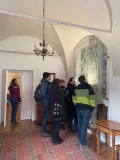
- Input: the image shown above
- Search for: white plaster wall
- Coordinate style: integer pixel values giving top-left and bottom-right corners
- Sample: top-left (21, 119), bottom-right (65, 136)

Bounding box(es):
top-left (108, 60), bottom-right (120, 145)
top-left (0, 37), bottom-right (65, 123)
top-left (96, 59), bottom-right (120, 146)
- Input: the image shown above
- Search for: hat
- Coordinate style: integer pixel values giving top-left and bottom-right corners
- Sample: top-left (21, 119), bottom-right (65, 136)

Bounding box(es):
top-left (43, 72), bottom-right (50, 79)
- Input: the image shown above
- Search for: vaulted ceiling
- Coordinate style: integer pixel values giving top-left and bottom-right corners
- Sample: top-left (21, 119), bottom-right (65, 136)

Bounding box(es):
top-left (0, 0), bottom-right (120, 76)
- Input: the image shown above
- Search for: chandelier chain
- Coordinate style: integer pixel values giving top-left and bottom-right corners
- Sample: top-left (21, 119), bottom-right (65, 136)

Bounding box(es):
top-left (33, 0), bottom-right (55, 60)
top-left (43, 0), bottom-right (45, 41)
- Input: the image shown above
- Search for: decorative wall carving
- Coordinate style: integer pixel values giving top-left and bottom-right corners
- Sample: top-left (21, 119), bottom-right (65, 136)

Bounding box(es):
top-left (81, 35), bottom-right (107, 99)
top-left (102, 52), bottom-right (107, 97)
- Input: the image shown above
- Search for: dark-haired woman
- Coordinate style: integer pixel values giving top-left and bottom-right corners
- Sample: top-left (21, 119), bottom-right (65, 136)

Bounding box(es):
top-left (49, 79), bottom-right (65, 145)
top-left (8, 78), bottom-right (21, 125)
top-left (67, 77), bottom-right (77, 132)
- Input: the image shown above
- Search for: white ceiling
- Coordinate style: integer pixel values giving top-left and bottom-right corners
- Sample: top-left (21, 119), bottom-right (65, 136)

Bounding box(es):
top-left (0, 0), bottom-right (120, 76)
top-left (0, 0), bottom-right (111, 31)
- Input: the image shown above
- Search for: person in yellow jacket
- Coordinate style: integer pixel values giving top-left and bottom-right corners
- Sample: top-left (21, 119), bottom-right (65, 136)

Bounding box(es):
top-left (72, 75), bottom-right (95, 148)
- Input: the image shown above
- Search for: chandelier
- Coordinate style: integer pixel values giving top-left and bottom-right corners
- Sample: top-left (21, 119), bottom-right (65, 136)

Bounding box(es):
top-left (33, 0), bottom-right (55, 61)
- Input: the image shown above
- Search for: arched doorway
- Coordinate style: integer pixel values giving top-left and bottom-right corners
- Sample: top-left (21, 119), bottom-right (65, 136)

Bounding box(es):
top-left (74, 35), bottom-right (109, 121)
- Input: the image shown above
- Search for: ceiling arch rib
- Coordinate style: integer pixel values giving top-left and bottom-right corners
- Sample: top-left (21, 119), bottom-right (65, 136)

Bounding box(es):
top-left (104, 0), bottom-right (113, 31)
top-left (0, 10), bottom-right (110, 33)
top-left (0, 0), bottom-right (111, 32)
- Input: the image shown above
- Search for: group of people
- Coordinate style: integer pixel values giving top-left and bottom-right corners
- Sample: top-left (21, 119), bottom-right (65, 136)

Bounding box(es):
top-left (40, 72), bottom-right (95, 147)
top-left (7, 72), bottom-right (95, 148)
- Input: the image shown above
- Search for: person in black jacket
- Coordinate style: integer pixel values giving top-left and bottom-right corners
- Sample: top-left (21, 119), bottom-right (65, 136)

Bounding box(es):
top-left (67, 77), bottom-right (77, 132)
top-left (60, 79), bottom-right (68, 130)
top-left (49, 79), bottom-right (66, 145)
top-left (72, 75), bottom-right (95, 148)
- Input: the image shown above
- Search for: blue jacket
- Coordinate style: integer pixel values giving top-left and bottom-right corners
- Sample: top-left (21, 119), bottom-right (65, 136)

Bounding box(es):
top-left (40, 78), bottom-right (50, 104)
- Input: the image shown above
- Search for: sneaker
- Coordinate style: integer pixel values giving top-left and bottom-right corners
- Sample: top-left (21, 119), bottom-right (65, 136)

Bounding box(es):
top-left (40, 132), bottom-right (52, 137)
top-left (52, 139), bottom-right (63, 145)
top-left (47, 129), bottom-right (51, 134)
top-left (79, 144), bottom-right (88, 149)
top-left (58, 137), bottom-right (63, 141)
top-left (51, 137), bottom-right (63, 143)
top-left (11, 123), bottom-right (16, 126)
top-left (14, 122), bottom-right (19, 125)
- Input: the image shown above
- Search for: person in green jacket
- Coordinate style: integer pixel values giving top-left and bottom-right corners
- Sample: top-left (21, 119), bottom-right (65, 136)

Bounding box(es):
top-left (72, 75), bottom-right (95, 148)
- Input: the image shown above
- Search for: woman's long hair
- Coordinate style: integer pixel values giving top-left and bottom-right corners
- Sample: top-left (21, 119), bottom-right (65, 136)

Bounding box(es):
top-left (8, 78), bottom-right (17, 90)
top-left (67, 77), bottom-right (74, 86)
top-left (52, 78), bottom-right (60, 86)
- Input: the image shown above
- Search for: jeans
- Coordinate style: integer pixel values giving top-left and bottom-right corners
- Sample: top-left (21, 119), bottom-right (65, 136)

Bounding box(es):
top-left (10, 98), bottom-right (19, 124)
top-left (76, 107), bottom-right (92, 145)
top-left (41, 103), bottom-right (49, 133)
top-left (68, 114), bottom-right (78, 131)
top-left (52, 120), bottom-right (61, 142)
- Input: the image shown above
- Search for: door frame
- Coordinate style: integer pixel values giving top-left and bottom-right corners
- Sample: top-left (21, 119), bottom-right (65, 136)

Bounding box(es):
top-left (2, 69), bottom-right (33, 126)
top-left (3, 70), bottom-right (8, 127)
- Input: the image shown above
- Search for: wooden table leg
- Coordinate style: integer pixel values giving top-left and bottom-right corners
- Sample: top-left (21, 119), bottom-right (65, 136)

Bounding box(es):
top-left (112, 135), bottom-right (115, 160)
top-left (92, 130), bottom-right (96, 151)
top-left (116, 146), bottom-right (119, 160)
top-left (105, 133), bottom-right (107, 146)
top-left (107, 134), bottom-right (110, 152)
top-left (96, 128), bottom-right (100, 156)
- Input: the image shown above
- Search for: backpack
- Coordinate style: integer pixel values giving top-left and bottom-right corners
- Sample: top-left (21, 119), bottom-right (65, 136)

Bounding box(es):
top-left (34, 84), bottom-right (41, 102)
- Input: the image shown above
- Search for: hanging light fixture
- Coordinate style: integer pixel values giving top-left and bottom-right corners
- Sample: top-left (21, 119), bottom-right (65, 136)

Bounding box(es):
top-left (33, 0), bottom-right (55, 61)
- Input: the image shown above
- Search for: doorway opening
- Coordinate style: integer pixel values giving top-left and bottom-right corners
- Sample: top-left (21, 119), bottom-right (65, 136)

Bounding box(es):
top-left (7, 72), bottom-right (22, 123)
top-left (2, 70), bottom-right (33, 127)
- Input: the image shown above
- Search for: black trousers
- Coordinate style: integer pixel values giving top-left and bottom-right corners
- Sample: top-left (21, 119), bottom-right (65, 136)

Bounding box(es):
top-left (52, 120), bottom-right (62, 142)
